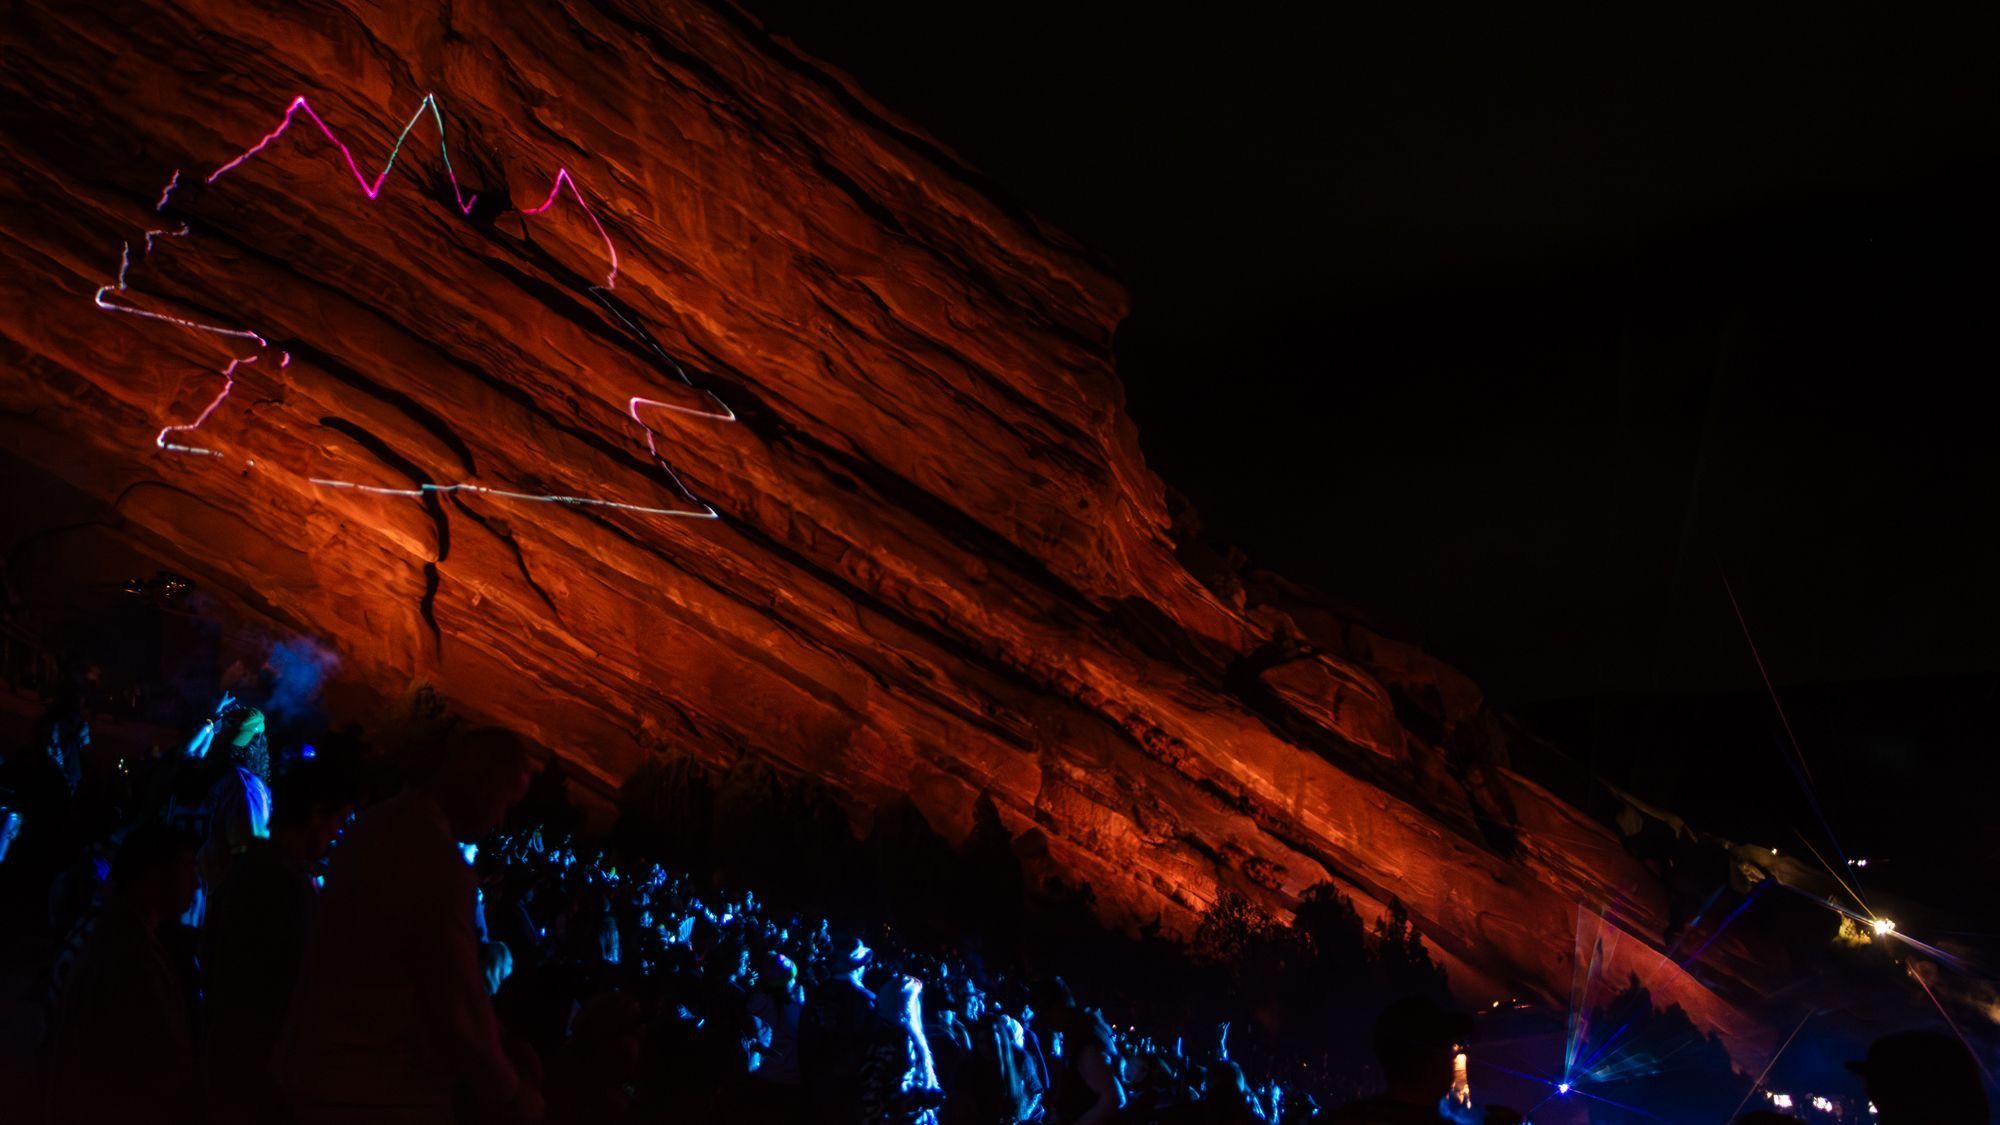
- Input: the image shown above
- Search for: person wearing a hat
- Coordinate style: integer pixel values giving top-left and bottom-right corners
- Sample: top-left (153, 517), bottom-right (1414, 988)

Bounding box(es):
top-left (1330, 996), bottom-right (1476, 1124)
top-left (1848, 1029), bottom-right (1990, 1124)
top-left (801, 932), bottom-right (880, 1118)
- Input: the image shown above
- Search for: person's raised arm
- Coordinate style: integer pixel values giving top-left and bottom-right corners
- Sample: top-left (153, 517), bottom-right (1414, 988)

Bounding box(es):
top-left (182, 691), bottom-right (234, 759)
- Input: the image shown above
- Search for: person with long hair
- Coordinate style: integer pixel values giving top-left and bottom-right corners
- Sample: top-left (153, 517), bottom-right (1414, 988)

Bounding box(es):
top-left (863, 973), bottom-right (946, 1125)
top-left (195, 704), bottom-right (273, 892)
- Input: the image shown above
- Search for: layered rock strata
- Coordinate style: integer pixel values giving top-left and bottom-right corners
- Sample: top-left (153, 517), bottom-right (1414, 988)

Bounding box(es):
top-left (0, 0), bottom-right (1766, 1057)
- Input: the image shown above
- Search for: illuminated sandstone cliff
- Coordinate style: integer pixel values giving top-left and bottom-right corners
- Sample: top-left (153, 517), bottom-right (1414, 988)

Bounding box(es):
top-left (0, 0), bottom-right (1765, 1055)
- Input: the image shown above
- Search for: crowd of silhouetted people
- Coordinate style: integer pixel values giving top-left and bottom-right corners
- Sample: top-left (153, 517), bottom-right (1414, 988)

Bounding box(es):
top-left (0, 682), bottom-right (1990, 1125)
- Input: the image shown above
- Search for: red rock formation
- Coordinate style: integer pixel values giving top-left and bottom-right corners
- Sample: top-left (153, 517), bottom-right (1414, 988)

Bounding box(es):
top-left (0, 0), bottom-right (1768, 1058)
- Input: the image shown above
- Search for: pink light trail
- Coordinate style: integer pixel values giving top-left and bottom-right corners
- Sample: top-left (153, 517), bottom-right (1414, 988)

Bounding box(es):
top-left (155, 169), bottom-right (180, 211)
top-left (92, 91), bottom-right (731, 520)
top-left (156, 354), bottom-right (254, 456)
top-left (207, 94), bottom-right (475, 211)
top-left (205, 93), bottom-right (619, 289)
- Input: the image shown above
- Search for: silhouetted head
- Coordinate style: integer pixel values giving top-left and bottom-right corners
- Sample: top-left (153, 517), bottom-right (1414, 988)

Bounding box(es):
top-left (832, 931), bottom-right (873, 980)
top-left (110, 824), bottom-right (199, 924)
top-left (420, 726), bottom-right (538, 841)
top-left (761, 950), bottom-right (799, 996)
top-left (571, 989), bottom-right (645, 1074)
top-left (1372, 996), bottom-right (1472, 1106)
top-left (1204, 1058), bottom-right (1256, 1105)
top-left (876, 973), bottom-right (923, 1026)
top-left (1031, 976), bottom-right (1078, 1018)
top-left (714, 939), bottom-right (751, 981)
top-left (1847, 1029), bottom-right (1990, 1125)
top-left (37, 700), bottom-right (89, 751)
top-left (273, 759), bottom-right (356, 862)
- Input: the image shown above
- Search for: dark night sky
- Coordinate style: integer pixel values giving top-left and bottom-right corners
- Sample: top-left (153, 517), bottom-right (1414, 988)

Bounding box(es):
top-left (741, 1), bottom-right (2000, 706)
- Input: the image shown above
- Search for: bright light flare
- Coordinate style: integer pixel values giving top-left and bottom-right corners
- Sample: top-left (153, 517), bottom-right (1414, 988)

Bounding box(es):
top-left (1872, 918), bottom-right (1896, 937)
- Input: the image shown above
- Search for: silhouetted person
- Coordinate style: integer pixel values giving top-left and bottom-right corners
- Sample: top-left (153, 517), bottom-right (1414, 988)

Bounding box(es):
top-left (1847, 1029), bottom-right (1990, 1125)
top-left (1040, 979), bottom-right (1125, 1125)
top-left (801, 933), bottom-right (880, 1119)
top-left (0, 707), bottom-right (84, 927)
top-left (999, 983), bottom-right (1052, 1109)
top-left (923, 978), bottom-right (975, 1095)
top-left (275, 727), bottom-right (543, 1124)
top-left (1195, 1059), bottom-right (1272, 1124)
top-left (747, 950), bottom-right (807, 1105)
top-left (1330, 997), bottom-right (1473, 1125)
top-left (200, 760), bottom-right (355, 1124)
top-left (32, 696), bottom-right (89, 795)
top-left (546, 990), bottom-right (645, 1125)
top-left (44, 824), bottom-right (200, 1124)
top-left (945, 1005), bottom-right (1042, 1125)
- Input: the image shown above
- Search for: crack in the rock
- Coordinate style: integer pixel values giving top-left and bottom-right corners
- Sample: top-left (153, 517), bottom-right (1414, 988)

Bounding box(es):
top-left (451, 496), bottom-right (565, 623)
top-left (318, 415), bottom-right (448, 651)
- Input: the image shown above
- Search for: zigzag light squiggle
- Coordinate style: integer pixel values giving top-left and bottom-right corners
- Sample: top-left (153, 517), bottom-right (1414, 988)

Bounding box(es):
top-left (156, 169), bottom-right (182, 211)
top-left (95, 91), bottom-right (729, 520)
top-left (209, 95), bottom-right (477, 210)
top-left (156, 354), bottom-right (254, 456)
top-left (205, 94), bottom-right (618, 290)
